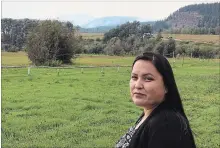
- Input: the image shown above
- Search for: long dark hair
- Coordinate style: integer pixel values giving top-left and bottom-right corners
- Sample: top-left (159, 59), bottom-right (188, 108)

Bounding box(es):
top-left (132, 52), bottom-right (187, 119)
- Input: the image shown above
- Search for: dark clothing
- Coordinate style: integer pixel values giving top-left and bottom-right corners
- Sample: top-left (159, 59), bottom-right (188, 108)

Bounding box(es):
top-left (115, 102), bottom-right (196, 148)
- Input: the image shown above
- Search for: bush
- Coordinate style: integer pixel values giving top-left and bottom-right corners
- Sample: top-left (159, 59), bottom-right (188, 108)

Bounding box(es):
top-left (96, 38), bottom-right (101, 42)
top-left (104, 37), bottom-right (125, 56)
top-left (88, 43), bottom-right (106, 54)
top-left (121, 35), bottom-right (142, 54)
top-left (164, 38), bottom-right (176, 57)
top-left (192, 45), bottom-right (200, 58)
top-left (26, 20), bottom-right (80, 65)
top-left (45, 60), bottom-right (62, 67)
top-left (199, 46), bottom-right (216, 59)
top-left (140, 42), bottom-right (154, 53)
top-left (211, 47), bottom-right (220, 58)
top-left (153, 41), bottom-right (165, 54)
top-left (176, 44), bottom-right (188, 55)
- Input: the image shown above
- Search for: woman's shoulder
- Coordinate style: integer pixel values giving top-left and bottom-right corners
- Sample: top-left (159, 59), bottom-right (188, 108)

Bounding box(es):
top-left (147, 108), bottom-right (188, 132)
top-left (152, 108), bottom-right (184, 121)
top-left (130, 108), bottom-right (196, 148)
top-left (137, 109), bottom-right (196, 148)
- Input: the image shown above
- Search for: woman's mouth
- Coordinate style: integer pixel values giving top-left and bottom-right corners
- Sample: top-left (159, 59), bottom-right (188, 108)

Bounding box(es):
top-left (134, 93), bottom-right (145, 97)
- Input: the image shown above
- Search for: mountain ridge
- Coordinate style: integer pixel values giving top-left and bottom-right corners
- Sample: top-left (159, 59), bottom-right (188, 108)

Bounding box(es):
top-left (82, 16), bottom-right (145, 28)
top-left (163, 2), bottom-right (220, 32)
top-left (80, 2), bottom-right (220, 33)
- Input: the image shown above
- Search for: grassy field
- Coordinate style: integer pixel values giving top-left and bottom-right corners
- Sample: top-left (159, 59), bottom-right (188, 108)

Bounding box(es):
top-left (162, 34), bottom-right (220, 45)
top-left (80, 32), bottom-right (220, 44)
top-left (1, 53), bottom-right (219, 147)
top-left (2, 51), bottom-right (219, 67)
top-left (80, 33), bottom-right (104, 40)
top-left (1, 52), bottom-right (134, 67)
top-left (1, 51), bottom-right (31, 66)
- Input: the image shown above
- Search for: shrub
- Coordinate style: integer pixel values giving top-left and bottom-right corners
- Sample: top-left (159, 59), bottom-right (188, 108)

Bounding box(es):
top-left (26, 20), bottom-right (80, 65)
top-left (104, 37), bottom-right (125, 56)
top-left (88, 43), bottom-right (106, 54)
top-left (199, 46), bottom-right (216, 59)
top-left (153, 41), bottom-right (165, 54)
top-left (45, 60), bottom-right (62, 67)
top-left (164, 38), bottom-right (176, 57)
top-left (96, 38), bottom-right (101, 42)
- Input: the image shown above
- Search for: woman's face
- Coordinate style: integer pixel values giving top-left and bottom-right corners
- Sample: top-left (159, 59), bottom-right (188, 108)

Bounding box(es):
top-left (130, 60), bottom-right (166, 109)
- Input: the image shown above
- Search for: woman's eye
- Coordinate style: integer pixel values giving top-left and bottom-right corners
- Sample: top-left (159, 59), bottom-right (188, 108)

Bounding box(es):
top-left (144, 77), bottom-right (153, 81)
top-left (131, 76), bottom-right (137, 80)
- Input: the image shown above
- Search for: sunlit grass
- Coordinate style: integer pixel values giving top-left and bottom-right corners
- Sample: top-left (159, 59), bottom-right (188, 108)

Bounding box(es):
top-left (162, 34), bottom-right (220, 45)
top-left (80, 33), bottom-right (104, 39)
top-left (1, 51), bottom-right (31, 66)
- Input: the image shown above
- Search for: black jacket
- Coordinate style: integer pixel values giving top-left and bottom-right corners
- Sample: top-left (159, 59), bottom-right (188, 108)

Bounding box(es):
top-left (129, 102), bottom-right (196, 148)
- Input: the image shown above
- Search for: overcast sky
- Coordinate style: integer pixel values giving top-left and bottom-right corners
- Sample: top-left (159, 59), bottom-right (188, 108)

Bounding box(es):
top-left (1, 0), bottom-right (218, 25)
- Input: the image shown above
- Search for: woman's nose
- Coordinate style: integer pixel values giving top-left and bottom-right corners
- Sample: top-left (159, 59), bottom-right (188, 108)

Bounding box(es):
top-left (135, 79), bottom-right (144, 89)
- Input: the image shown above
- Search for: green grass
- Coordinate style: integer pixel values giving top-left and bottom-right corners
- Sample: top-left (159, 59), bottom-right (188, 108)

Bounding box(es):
top-left (2, 56), bottom-right (219, 147)
top-left (1, 52), bottom-right (135, 66)
top-left (74, 55), bottom-right (134, 66)
top-left (2, 51), bottom-right (219, 67)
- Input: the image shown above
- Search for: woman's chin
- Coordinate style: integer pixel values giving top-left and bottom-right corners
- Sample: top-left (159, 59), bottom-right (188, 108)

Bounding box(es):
top-left (132, 98), bottom-right (150, 107)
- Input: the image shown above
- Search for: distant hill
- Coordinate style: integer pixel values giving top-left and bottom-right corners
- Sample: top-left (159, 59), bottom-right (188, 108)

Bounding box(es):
top-left (153, 2), bottom-right (220, 34)
top-left (82, 16), bottom-right (142, 28)
top-left (80, 21), bottom-right (155, 33)
top-left (167, 2), bottom-right (219, 28)
top-left (80, 3), bottom-right (220, 34)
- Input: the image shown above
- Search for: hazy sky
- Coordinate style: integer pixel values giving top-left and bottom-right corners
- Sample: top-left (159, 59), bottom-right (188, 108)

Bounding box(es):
top-left (1, 0), bottom-right (218, 25)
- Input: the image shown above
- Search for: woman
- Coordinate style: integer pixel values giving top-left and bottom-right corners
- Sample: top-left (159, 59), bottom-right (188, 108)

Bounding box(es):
top-left (115, 52), bottom-right (196, 148)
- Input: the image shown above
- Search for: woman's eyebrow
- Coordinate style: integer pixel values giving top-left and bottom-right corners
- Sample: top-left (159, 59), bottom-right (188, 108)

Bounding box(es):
top-left (142, 73), bottom-right (155, 78)
top-left (131, 73), bottom-right (154, 77)
top-left (143, 73), bottom-right (153, 76)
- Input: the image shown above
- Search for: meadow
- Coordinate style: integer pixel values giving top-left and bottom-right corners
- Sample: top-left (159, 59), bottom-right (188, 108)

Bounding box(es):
top-left (162, 34), bottom-right (220, 45)
top-left (1, 52), bottom-right (31, 66)
top-left (1, 52), bottom-right (134, 67)
top-left (1, 52), bottom-right (219, 147)
top-left (80, 33), bottom-right (104, 40)
top-left (80, 33), bottom-right (220, 45)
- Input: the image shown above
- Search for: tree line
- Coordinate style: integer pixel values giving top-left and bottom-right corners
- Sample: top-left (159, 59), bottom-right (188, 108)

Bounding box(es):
top-left (1, 19), bottom-right (219, 66)
top-left (83, 21), bottom-right (219, 59)
top-left (1, 18), bottom-right (39, 51)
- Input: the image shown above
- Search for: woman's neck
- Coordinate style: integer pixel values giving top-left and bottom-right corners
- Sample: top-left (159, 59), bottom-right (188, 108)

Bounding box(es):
top-left (143, 105), bottom-right (158, 118)
top-left (135, 107), bottom-right (156, 130)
